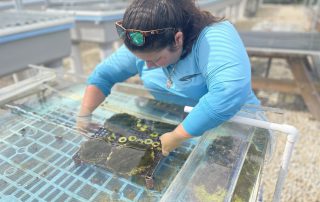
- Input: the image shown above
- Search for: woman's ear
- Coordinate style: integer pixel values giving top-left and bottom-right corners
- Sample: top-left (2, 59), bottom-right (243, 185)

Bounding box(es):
top-left (174, 31), bottom-right (184, 48)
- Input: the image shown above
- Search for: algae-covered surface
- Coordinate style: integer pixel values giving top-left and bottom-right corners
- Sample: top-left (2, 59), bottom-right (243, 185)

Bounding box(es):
top-left (231, 128), bottom-right (269, 201)
top-left (206, 135), bottom-right (241, 168)
top-left (79, 139), bottom-right (112, 165)
top-left (178, 135), bottom-right (242, 202)
top-left (180, 163), bottom-right (230, 202)
top-left (107, 143), bottom-right (155, 176)
top-left (78, 140), bottom-right (155, 177)
top-left (105, 113), bottom-right (177, 136)
top-left (194, 186), bottom-right (227, 202)
top-left (135, 98), bottom-right (186, 120)
top-left (175, 130), bottom-right (268, 202)
top-left (75, 113), bottom-right (180, 191)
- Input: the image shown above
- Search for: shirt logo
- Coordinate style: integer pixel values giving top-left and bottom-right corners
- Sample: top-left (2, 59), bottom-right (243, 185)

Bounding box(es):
top-left (179, 73), bottom-right (202, 81)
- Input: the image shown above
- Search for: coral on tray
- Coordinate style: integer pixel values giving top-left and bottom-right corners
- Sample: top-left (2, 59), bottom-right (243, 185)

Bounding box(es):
top-left (73, 113), bottom-right (177, 189)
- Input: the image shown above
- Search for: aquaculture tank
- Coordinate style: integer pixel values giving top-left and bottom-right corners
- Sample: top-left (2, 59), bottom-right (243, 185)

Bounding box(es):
top-left (0, 11), bottom-right (73, 76)
top-left (0, 70), bottom-right (271, 201)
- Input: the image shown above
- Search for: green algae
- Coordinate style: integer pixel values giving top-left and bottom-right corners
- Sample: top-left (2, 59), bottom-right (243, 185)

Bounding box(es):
top-left (231, 128), bottom-right (269, 201)
top-left (194, 186), bottom-right (227, 202)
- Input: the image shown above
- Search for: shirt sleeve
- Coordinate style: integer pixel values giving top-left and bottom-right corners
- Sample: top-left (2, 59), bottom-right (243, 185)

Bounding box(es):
top-left (87, 45), bottom-right (139, 96)
top-left (182, 21), bottom-right (252, 136)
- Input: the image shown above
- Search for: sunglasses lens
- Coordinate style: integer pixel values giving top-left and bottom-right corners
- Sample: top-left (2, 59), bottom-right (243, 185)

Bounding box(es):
top-left (116, 24), bottom-right (125, 38)
top-left (129, 32), bottom-right (144, 46)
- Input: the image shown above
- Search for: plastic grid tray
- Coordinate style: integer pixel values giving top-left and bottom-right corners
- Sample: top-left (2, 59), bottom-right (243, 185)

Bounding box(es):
top-left (0, 11), bottom-right (69, 30)
top-left (0, 100), bottom-right (195, 201)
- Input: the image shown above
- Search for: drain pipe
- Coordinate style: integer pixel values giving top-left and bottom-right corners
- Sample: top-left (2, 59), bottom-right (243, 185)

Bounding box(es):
top-left (184, 106), bottom-right (299, 202)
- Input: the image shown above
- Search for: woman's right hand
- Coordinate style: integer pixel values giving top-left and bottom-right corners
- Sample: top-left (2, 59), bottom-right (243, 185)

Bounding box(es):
top-left (76, 114), bottom-right (100, 135)
top-left (76, 85), bottom-right (106, 135)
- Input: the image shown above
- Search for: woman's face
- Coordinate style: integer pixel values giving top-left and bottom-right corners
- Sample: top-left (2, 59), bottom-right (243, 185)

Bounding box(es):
top-left (133, 31), bottom-right (184, 68)
top-left (133, 46), bottom-right (183, 68)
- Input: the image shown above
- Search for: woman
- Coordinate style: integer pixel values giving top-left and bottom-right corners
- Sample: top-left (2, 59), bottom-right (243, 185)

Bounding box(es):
top-left (77, 0), bottom-right (260, 156)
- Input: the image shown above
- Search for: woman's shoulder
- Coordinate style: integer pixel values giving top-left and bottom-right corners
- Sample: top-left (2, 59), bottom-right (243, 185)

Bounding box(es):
top-left (193, 20), bottom-right (243, 51)
top-left (199, 20), bottom-right (238, 40)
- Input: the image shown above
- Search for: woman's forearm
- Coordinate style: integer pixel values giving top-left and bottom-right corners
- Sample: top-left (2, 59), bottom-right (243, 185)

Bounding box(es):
top-left (79, 85), bottom-right (106, 116)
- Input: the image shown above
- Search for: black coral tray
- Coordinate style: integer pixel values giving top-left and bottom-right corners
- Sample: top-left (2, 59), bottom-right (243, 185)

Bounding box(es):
top-left (73, 113), bottom-right (177, 189)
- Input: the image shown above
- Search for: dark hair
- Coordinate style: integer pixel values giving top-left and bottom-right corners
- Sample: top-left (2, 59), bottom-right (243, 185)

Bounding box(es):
top-left (122, 0), bottom-right (223, 58)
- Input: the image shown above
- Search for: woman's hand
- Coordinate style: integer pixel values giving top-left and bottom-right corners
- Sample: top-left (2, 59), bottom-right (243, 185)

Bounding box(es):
top-left (76, 85), bottom-right (105, 134)
top-left (159, 124), bottom-right (192, 156)
top-left (76, 114), bottom-right (100, 134)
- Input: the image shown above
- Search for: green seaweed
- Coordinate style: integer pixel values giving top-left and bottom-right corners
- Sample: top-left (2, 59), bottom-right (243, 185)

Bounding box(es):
top-left (231, 128), bottom-right (269, 201)
top-left (194, 186), bottom-right (227, 202)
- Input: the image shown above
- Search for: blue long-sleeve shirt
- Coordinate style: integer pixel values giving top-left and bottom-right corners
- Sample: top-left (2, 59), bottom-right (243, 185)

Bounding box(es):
top-left (88, 21), bottom-right (260, 136)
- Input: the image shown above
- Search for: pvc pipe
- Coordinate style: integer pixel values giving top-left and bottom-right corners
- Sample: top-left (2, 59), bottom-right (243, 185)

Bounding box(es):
top-left (15, 0), bottom-right (23, 10)
top-left (184, 106), bottom-right (299, 202)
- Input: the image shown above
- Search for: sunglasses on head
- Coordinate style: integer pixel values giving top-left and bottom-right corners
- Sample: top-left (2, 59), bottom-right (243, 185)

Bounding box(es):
top-left (115, 20), bottom-right (176, 46)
